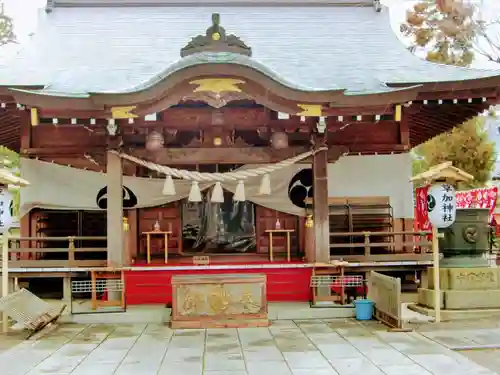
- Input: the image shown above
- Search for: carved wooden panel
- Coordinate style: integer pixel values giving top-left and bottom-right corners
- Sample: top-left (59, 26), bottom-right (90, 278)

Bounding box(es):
top-left (330, 122), bottom-right (400, 145)
top-left (139, 204), bottom-right (182, 255)
top-left (32, 126), bottom-right (105, 148)
top-left (255, 206), bottom-right (299, 255)
top-left (171, 273), bottom-right (268, 328)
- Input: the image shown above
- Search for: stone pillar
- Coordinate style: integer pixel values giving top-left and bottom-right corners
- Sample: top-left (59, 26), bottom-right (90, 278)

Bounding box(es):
top-left (106, 151), bottom-right (124, 267)
top-left (62, 277), bottom-right (72, 303)
top-left (312, 146), bottom-right (329, 264)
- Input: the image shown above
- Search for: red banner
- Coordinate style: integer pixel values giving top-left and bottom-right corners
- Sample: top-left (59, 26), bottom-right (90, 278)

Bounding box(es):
top-left (415, 186), bottom-right (498, 231)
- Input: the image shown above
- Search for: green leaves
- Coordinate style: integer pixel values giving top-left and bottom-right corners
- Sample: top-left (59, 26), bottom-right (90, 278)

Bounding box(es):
top-left (412, 117), bottom-right (496, 189)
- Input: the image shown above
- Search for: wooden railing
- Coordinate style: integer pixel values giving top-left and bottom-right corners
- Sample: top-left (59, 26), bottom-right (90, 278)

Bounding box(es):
top-left (329, 230), bottom-right (433, 262)
top-left (5, 236), bottom-right (107, 268)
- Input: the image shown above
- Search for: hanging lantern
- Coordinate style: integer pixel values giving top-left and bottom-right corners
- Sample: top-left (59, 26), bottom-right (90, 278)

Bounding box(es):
top-left (146, 130), bottom-right (164, 151)
top-left (270, 131), bottom-right (289, 150)
top-left (427, 183), bottom-right (457, 228)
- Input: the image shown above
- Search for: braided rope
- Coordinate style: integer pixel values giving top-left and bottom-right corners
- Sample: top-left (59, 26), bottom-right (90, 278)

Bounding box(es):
top-left (112, 147), bottom-right (327, 182)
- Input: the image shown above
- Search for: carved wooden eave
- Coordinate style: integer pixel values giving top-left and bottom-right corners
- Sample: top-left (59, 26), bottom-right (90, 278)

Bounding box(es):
top-left (9, 69), bottom-right (423, 119)
top-left (0, 167), bottom-right (30, 186)
top-left (411, 161), bottom-right (474, 184)
top-left (388, 75), bottom-right (500, 93)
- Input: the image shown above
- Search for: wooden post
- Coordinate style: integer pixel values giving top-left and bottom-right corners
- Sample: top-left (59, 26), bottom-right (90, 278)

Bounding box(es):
top-left (2, 232), bottom-right (9, 333)
top-left (432, 225), bottom-right (441, 323)
top-left (313, 144), bottom-right (329, 263)
top-left (106, 151), bottom-right (124, 267)
top-left (363, 232), bottom-right (370, 257)
top-left (68, 237), bottom-right (75, 266)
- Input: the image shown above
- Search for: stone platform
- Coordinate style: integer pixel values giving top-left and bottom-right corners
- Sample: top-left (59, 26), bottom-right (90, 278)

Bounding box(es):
top-left (416, 267), bottom-right (500, 317)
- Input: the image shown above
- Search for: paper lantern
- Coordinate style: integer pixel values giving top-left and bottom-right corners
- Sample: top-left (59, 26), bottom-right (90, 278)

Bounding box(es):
top-left (427, 183), bottom-right (456, 228)
top-left (270, 131), bottom-right (289, 150)
top-left (146, 131), bottom-right (164, 151)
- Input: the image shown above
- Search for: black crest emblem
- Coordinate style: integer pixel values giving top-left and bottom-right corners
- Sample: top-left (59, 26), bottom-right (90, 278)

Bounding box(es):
top-left (96, 186), bottom-right (138, 209)
top-left (427, 194), bottom-right (436, 213)
top-left (288, 169), bottom-right (313, 208)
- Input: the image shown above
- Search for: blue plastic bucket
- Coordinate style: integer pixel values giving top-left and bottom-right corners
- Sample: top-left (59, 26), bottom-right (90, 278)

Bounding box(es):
top-left (353, 299), bottom-right (374, 321)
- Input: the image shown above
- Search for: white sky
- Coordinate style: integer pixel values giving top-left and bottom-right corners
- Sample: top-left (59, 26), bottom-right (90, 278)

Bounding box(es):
top-left (1, 0), bottom-right (500, 69)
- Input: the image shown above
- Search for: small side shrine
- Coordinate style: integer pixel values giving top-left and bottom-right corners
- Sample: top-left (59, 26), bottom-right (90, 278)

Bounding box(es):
top-left (411, 163), bottom-right (500, 320)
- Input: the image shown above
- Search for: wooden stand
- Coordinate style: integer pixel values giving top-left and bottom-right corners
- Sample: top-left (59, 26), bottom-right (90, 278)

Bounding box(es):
top-left (311, 265), bottom-right (343, 306)
top-left (171, 274), bottom-right (269, 329)
top-left (90, 270), bottom-right (125, 311)
top-left (142, 231), bottom-right (172, 264)
top-left (265, 229), bottom-right (294, 262)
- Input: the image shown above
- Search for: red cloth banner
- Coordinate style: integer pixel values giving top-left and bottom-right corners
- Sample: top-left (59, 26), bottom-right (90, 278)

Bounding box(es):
top-left (415, 186), bottom-right (498, 231)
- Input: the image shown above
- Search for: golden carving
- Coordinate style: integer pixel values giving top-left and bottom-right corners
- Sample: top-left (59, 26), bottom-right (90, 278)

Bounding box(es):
top-left (240, 287), bottom-right (260, 312)
top-left (111, 106), bottom-right (138, 119)
top-left (208, 285), bottom-right (231, 313)
top-left (297, 104), bottom-right (323, 117)
top-left (180, 286), bottom-right (204, 315)
top-left (177, 282), bottom-right (263, 316)
top-left (190, 78), bottom-right (245, 94)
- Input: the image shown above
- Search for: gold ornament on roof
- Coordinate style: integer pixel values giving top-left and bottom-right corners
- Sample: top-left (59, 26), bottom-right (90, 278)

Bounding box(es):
top-left (181, 13), bottom-right (252, 57)
top-left (190, 78), bottom-right (245, 94)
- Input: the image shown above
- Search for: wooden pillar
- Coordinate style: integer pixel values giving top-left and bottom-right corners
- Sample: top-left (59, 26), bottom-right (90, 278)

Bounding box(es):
top-left (312, 143), bottom-right (329, 264)
top-left (106, 151), bottom-right (124, 267)
top-left (19, 214), bottom-right (31, 260)
top-left (19, 108), bottom-right (32, 260)
top-left (127, 209), bottom-right (138, 263)
top-left (399, 106), bottom-right (410, 149)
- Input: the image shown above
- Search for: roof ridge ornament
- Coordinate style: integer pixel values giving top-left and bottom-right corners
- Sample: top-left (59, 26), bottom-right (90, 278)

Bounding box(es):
top-left (180, 13), bottom-right (252, 58)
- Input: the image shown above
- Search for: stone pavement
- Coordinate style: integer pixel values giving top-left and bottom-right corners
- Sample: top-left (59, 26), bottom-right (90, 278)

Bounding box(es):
top-left (415, 320), bottom-right (500, 374)
top-left (418, 322), bottom-right (500, 350)
top-left (0, 319), bottom-right (498, 375)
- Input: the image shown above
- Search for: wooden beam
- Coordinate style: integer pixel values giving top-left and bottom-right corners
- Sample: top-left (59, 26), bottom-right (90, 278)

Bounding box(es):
top-left (22, 146), bottom-right (106, 156)
top-left (416, 87), bottom-right (499, 101)
top-left (130, 146), bottom-right (348, 164)
top-left (23, 143), bottom-right (409, 159)
top-left (38, 105), bottom-right (399, 125)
